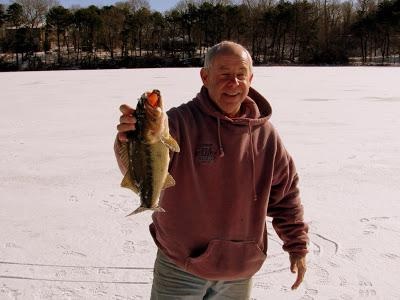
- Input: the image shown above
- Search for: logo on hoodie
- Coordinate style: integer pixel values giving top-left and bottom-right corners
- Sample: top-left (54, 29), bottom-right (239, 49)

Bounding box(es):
top-left (195, 144), bottom-right (216, 163)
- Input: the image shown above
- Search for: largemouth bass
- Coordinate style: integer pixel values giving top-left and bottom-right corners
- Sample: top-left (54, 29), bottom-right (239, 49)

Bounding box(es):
top-left (120, 90), bottom-right (180, 216)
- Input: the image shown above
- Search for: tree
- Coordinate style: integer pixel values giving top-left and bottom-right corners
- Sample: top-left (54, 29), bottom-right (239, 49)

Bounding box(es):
top-left (121, 11), bottom-right (138, 57)
top-left (0, 4), bottom-right (6, 28)
top-left (179, 3), bottom-right (198, 58)
top-left (126, 0), bottom-right (150, 12)
top-left (374, 0), bottom-right (400, 63)
top-left (290, 0), bottom-right (318, 63)
top-left (46, 5), bottom-right (73, 63)
top-left (5, 3), bottom-right (24, 64)
top-left (73, 5), bottom-right (101, 57)
top-left (150, 11), bottom-right (166, 56)
top-left (99, 5), bottom-right (125, 59)
top-left (6, 3), bottom-right (24, 28)
top-left (351, 11), bottom-right (375, 63)
top-left (264, 1), bottom-right (295, 62)
top-left (134, 7), bottom-right (151, 56)
top-left (15, 0), bottom-right (59, 29)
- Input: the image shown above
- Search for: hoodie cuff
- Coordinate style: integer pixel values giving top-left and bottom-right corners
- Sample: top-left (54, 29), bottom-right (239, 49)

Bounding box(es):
top-left (289, 250), bottom-right (308, 259)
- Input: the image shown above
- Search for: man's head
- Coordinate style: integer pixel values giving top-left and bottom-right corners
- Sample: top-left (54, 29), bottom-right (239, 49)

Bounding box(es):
top-left (200, 41), bottom-right (253, 117)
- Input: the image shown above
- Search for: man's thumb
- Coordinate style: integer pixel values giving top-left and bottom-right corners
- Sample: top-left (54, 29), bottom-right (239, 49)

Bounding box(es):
top-left (290, 256), bottom-right (298, 273)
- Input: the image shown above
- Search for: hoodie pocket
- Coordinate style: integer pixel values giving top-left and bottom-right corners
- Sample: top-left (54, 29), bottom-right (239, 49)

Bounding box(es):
top-left (185, 239), bottom-right (266, 280)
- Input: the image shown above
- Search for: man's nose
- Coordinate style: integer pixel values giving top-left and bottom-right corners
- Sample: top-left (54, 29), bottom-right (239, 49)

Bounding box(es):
top-left (227, 76), bottom-right (240, 86)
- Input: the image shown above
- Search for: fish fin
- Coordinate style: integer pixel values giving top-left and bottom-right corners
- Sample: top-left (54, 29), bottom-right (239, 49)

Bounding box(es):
top-left (121, 172), bottom-right (139, 194)
top-left (119, 142), bottom-right (130, 168)
top-left (126, 206), bottom-right (166, 217)
top-left (161, 134), bottom-right (180, 152)
top-left (162, 173), bottom-right (176, 189)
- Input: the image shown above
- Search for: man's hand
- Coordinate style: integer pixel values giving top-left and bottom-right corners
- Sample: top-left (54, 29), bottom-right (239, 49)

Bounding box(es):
top-left (290, 254), bottom-right (306, 290)
top-left (117, 104), bottom-right (136, 142)
top-left (144, 102), bottom-right (166, 140)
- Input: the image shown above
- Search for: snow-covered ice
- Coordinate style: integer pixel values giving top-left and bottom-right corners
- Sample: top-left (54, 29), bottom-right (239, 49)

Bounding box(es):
top-left (0, 67), bottom-right (399, 299)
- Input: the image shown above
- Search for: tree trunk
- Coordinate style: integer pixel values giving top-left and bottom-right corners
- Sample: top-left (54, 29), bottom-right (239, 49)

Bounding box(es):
top-left (57, 30), bottom-right (61, 64)
top-left (281, 31), bottom-right (286, 61)
top-left (139, 30), bottom-right (142, 57)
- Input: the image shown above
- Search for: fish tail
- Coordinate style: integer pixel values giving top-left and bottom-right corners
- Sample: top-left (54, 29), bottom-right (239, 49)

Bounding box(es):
top-left (126, 206), bottom-right (166, 217)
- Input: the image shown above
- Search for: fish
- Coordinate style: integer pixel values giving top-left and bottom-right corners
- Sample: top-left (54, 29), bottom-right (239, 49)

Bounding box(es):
top-left (119, 89), bottom-right (180, 216)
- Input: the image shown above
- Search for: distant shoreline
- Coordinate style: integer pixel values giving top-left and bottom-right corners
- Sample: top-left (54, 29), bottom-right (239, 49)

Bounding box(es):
top-left (1, 55), bottom-right (399, 72)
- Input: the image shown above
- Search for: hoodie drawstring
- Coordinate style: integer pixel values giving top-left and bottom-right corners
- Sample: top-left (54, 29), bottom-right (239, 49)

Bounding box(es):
top-left (248, 122), bottom-right (258, 201)
top-left (216, 117), bottom-right (257, 201)
top-left (217, 118), bottom-right (225, 157)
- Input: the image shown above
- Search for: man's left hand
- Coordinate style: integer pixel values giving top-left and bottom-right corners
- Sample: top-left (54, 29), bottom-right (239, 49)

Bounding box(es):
top-left (289, 254), bottom-right (306, 290)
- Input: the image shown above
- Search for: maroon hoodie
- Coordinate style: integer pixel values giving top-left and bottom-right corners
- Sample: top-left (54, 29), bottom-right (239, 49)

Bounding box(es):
top-left (115, 86), bottom-right (308, 281)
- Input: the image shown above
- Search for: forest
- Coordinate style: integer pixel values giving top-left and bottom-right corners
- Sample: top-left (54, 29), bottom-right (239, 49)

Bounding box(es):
top-left (0, 0), bottom-right (399, 71)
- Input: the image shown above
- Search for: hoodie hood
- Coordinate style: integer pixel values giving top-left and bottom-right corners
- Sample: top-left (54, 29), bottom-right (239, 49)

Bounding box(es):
top-left (194, 85), bottom-right (272, 125)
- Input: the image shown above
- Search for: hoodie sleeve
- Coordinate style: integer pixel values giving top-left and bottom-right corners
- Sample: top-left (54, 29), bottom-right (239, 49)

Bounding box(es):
top-left (166, 108), bottom-right (180, 164)
top-left (267, 134), bottom-right (309, 257)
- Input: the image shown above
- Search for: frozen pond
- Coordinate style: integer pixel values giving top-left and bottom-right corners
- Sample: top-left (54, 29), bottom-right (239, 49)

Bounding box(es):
top-left (0, 67), bottom-right (399, 299)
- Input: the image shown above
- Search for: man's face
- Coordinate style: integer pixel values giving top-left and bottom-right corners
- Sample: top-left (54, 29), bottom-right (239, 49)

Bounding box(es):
top-left (200, 50), bottom-right (253, 117)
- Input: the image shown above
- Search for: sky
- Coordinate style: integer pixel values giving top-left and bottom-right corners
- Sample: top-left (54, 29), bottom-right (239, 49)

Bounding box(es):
top-left (0, 0), bottom-right (181, 12)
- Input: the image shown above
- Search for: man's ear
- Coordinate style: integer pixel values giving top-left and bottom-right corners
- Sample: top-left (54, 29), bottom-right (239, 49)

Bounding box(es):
top-left (200, 68), bottom-right (208, 85)
top-left (249, 72), bottom-right (254, 84)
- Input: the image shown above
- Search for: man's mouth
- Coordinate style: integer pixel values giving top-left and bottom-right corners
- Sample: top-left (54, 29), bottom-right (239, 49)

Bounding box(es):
top-left (224, 92), bottom-right (240, 97)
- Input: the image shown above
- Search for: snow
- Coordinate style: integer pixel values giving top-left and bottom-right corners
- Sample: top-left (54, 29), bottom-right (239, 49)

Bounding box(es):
top-left (0, 67), bottom-right (399, 299)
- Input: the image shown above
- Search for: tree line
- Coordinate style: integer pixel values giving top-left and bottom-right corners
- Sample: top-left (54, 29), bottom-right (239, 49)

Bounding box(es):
top-left (0, 0), bottom-right (399, 71)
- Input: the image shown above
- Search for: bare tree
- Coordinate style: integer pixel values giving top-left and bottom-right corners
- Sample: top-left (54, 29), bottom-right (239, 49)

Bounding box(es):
top-left (115, 0), bottom-right (150, 12)
top-left (355, 0), bottom-right (378, 14)
top-left (15, 0), bottom-right (59, 28)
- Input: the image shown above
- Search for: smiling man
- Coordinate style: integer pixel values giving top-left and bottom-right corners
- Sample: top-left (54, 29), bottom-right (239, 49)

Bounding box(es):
top-left (115, 41), bottom-right (309, 299)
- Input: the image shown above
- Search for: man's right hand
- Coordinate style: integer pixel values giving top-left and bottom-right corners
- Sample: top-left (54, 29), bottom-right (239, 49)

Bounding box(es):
top-left (117, 104), bottom-right (136, 142)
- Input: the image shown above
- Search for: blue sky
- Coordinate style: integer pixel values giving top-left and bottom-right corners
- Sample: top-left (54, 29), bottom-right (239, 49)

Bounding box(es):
top-left (0, 0), bottom-right (180, 12)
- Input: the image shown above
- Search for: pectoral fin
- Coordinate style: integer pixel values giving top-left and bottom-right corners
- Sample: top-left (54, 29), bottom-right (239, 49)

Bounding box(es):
top-left (162, 173), bottom-right (176, 189)
top-left (121, 172), bottom-right (139, 194)
top-left (161, 134), bottom-right (180, 152)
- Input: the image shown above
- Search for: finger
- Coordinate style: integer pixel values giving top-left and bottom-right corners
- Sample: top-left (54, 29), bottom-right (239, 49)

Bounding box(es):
top-left (120, 114), bottom-right (137, 124)
top-left (117, 122), bottom-right (135, 133)
top-left (291, 264), bottom-right (306, 290)
top-left (291, 271), bottom-right (304, 289)
top-left (290, 259), bottom-right (297, 273)
top-left (145, 103), bottom-right (162, 118)
top-left (120, 104), bottom-right (135, 115)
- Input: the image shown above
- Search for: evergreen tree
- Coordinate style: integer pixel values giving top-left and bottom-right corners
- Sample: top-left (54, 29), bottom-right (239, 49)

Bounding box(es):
top-left (46, 5), bottom-right (73, 63)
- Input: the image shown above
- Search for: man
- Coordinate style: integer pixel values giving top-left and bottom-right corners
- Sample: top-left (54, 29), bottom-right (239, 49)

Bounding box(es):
top-left (115, 41), bottom-right (308, 299)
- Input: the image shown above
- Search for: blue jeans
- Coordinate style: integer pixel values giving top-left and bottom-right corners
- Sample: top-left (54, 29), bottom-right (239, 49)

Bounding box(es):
top-left (151, 250), bottom-right (252, 299)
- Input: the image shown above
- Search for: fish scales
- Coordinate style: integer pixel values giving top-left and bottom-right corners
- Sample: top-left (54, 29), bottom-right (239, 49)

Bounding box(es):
top-left (121, 90), bottom-right (180, 216)
top-left (131, 141), bottom-right (157, 207)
